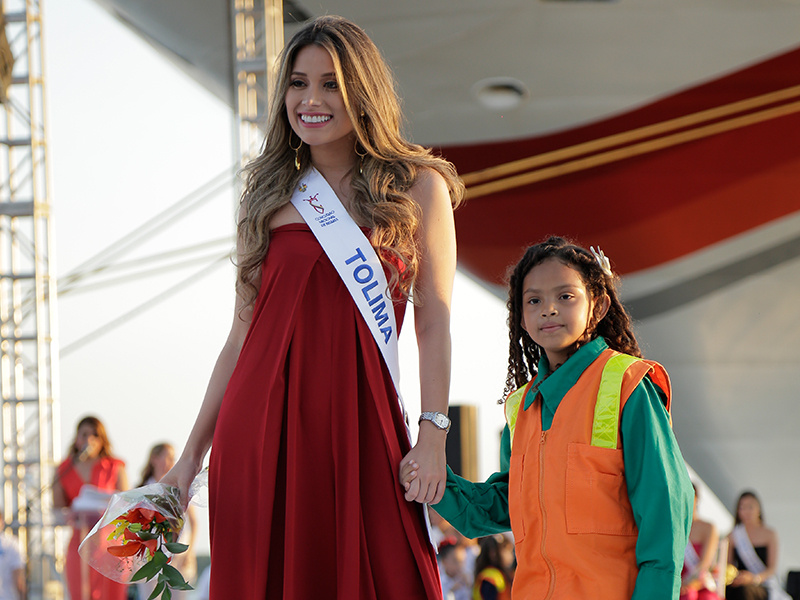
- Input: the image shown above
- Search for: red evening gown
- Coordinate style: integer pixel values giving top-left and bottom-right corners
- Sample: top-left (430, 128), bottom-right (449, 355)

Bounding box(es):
top-left (57, 456), bottom-right (127, 600)
top-left (208, 223), bottom-right (441, 599)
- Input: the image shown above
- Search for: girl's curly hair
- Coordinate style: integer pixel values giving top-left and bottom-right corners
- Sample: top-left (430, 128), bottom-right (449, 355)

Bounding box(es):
top-left (503, 236), bottom-right (641, 399)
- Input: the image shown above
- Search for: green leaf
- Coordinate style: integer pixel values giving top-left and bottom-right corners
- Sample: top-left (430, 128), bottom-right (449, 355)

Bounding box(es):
top-left (131, 550), bottom-right (168, 582)
top-left (164, 542), bottom-right (189, 554)
top-left (137, 531), bottom-right (158, 541)
top-left (163, 586), bottom-right (172, 600)
top-left (162, 564), bottom-right (187, 587)
top-left (147, 581), bottom-right (165, 600)
top-left (153, 550), bottom-right (169, 567)
top-left (131, 562), bottom-right (158, 583)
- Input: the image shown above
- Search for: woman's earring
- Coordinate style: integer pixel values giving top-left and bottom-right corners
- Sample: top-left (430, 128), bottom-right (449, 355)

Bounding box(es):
top-left (289, 135), bottom-right (303, 171)
top-left (354, 140), bottom-right (368, 175)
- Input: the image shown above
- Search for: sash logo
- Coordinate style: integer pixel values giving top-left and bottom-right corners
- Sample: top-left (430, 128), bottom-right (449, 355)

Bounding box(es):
top-left (345, 247), bottom-right (392, 344)
top-left (303, 193), bottom-right (324, 214)
top-left (298, 183), bottom-right (307, 192)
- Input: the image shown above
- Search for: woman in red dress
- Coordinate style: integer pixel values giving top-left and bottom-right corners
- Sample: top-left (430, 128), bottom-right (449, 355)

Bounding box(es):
top-left (53, 415), bottom-right (128, 600)
top-left (162, 15), bottom-right (464, 599)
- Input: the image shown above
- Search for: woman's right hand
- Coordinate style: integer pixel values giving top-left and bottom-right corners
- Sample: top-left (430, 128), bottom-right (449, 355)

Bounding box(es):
top-left (160, 457), bottom-right (202, 511)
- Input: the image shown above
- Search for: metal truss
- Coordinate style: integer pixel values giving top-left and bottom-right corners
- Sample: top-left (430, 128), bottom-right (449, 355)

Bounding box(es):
top-left (0, 0), bottom-right (63, 598)
top-left (231, 0), bottom-right (285, 167)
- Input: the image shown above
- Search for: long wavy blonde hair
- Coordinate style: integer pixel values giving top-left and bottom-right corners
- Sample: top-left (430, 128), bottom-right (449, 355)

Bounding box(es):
top-left (237, 16), bottom-right (464, 309)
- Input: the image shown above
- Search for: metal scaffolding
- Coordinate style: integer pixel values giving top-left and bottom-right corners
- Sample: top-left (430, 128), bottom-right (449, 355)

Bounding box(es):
top-left (0, 0), bottom-right (62, 598)
top-left (231, 0), bottom-right (285, 166)
top-left (0, 1), bottom-right (296, 597)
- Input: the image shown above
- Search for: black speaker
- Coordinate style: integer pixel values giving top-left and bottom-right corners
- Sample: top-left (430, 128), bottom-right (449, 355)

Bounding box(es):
top-left (787, 571), bottom-right (800, 600)
top-left (445, 404), bottom-right (478, 481)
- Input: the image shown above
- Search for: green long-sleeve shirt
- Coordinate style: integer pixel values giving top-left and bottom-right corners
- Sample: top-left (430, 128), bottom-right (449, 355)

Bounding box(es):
top-left (434, 338), bottom-right (694, 600)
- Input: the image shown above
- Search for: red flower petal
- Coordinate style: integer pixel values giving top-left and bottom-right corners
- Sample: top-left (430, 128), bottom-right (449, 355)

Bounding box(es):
top-left (108, 543), bottom-right (141, 557)
top-left (123, 508), bottom-right (147, 524)
top-left (138, 509), bottom-right (157, 522)
top-left (143, 539), bottom-right (158, 555)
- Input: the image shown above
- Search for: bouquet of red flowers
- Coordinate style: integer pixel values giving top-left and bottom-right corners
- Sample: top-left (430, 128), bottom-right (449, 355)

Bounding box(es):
top-left (79, 482), bottom-right (196, 599)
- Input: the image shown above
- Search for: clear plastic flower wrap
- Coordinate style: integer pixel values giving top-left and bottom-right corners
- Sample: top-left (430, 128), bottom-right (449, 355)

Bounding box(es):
top-left (79, 468), bottom-right (207, 599)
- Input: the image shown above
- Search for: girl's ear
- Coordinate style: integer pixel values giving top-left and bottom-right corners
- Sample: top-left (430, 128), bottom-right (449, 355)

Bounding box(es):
top-left (593, 293), bottom-right (611, 322)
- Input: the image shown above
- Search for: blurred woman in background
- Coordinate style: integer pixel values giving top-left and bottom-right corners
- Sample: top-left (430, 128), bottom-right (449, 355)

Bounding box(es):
top-left (726, 490), bottom-right (789, 600)
top-left (53, 415), bottom-right (128, 600)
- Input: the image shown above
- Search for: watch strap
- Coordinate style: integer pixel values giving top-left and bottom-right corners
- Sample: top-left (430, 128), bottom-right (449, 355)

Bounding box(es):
top-left (418, 411), bottom-right (451, 433)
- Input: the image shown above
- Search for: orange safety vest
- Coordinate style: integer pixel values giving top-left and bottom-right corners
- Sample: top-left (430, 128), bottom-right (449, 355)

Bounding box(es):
top-left (505, 349), bottom-right (671, 600)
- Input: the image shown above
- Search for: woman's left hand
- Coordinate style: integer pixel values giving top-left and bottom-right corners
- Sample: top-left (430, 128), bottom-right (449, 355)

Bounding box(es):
top-left (401, 168), bottom-right (455, 506)
top-left (399, 425), bottom-right (446, 504)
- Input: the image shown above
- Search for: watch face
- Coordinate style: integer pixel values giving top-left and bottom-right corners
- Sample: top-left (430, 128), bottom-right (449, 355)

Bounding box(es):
top-left (434, 414), bottom-right (448, 428)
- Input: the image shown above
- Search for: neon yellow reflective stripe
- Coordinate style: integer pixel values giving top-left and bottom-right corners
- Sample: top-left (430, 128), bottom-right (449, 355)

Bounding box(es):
top-left (505, 384), bottom-right (529, 450)
top-left (591, 354), bottom-right (641, 449)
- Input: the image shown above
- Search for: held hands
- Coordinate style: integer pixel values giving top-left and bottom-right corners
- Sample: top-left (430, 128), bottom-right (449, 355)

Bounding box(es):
top-left (399, 460), bottom-right (419, 500)
top-left (398, 425), bottom-right (446, 504)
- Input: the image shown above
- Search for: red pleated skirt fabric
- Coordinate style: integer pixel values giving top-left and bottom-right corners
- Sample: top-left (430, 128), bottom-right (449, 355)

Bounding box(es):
top-left (208, 224), bottom-right (441, 599)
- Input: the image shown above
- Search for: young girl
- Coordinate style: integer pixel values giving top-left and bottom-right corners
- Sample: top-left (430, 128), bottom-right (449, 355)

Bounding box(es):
top-left (161, 15), bottom-right (463, 599)
top-left (402, 236), bottom-right (693, 600)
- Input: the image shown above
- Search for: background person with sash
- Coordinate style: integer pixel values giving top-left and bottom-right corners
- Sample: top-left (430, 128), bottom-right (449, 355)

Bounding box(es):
top-left (680, 482), bottom-right (721, 600)
top-left (161, 15), bottom-right (464, 600)
top-left (403, 237), bottom-right (694, 600)
top-left (52, 416), bottom-right (128, 600)
top-left (726, 490), bottom-right (790, 600)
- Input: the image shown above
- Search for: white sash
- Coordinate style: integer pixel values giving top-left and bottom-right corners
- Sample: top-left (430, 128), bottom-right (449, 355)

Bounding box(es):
top-left (683, 540), bottom-right (717, 591)
top-left (290, 168), bottom-right (408, 437)
top-left (684, 540), bottom-right (701, 573)
top-left (290, 169), bottom-right (438, 549)
top-left (731, 524), bottom-right (791, 599)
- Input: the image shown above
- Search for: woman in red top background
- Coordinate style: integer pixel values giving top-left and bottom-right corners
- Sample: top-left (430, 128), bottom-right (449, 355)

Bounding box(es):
top-left (53, 415), bottom-right (128, 600)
